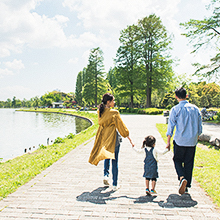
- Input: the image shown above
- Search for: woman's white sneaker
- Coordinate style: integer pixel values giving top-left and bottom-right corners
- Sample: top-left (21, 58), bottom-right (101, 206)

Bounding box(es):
top-left (112, 185), bottom-right (120, 191)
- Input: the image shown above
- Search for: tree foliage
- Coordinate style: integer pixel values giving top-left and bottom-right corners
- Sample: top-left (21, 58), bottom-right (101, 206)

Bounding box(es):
top-left (114, 14), bottom-right (174, 107)
top-left (180, 0), bottom-right (220, 79)
top-left (1, 91), bottom-right (74, 108)
top-left (137, 14), bottom-right (174, 107)
top-left (75, 47), bottom-right (107, 106)
top-left (75, 71), bottom-right (83, 106)
top-left (115, 25), bottom-right (142, 108)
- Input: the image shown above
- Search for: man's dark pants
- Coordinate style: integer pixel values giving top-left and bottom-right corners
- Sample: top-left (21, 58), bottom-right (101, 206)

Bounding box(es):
top-left (173, 141), bottom-right (196, 188)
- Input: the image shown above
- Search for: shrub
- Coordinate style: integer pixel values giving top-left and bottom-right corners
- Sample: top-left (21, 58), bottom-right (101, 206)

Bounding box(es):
top-left (216, 112), bottom-right (220, 123)
top-left (137, 109), bottom-right (146, 114)
top-left (118, 107), bottom-right (126, 113)
top-left (90, 107), bottom-right (97, 111)
top-left (143, 108), bottom-right (163, 115)
top-left (66, 133), bottom-right (75, 139)
top-left (54, 137), bottom-right (65, 144)
top-left (118, 107), bottom-right (163, 115)
top-left (39, 144), bottom-right (47, 149)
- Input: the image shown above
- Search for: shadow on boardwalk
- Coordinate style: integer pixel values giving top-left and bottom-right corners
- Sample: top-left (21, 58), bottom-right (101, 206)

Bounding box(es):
top-left (158, 193), bottom-right (198, 208)
top-left (76, 186), bottom-right (197, 208)
top-left (76, 186), bottom-right (124, 204)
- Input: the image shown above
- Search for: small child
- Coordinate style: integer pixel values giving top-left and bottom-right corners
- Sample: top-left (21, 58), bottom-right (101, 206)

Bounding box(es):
top-left (133, 135), bottom-right (169, 195)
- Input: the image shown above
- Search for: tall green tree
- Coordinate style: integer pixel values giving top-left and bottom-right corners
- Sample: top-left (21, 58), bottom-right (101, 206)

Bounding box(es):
top-left (83, 47), bottom-right (106, 106)
top-left (6, 98), bottom-right (12, 108)
top-left (33, 96), bottom-right (40, 107)
top-left (12, 96), bottom-right (17, 108)
top-left (75, 71), bottom-right (83, 106)
top-left (180, 0), bottom-right (220, 79)
top-left (106, 67), bottom-right (122, 106)
top-left (106, 67), bottom-right (117, 93)
top-left (81, 67), bottom-right (87, 87)
top-left (115, 24), bottom-right (142, 108)
top-left (137, 14), bottom-right (174, 107)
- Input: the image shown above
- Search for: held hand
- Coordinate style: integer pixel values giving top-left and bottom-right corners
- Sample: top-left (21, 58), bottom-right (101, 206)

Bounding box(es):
top-left (166, 135), bottom-right (171, 151)
top-left (166, 143), bottom-right (170, 151)
top-left (130, 140), bottom-right (134, 147)
top-left (127, 136), bottom-right (134, 147)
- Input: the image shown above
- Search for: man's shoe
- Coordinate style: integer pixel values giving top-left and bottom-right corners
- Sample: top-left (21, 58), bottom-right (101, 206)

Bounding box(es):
top-left (103, 176), bottom-right (109, 186)
top-left (179, 178), bottom-right (187, 195)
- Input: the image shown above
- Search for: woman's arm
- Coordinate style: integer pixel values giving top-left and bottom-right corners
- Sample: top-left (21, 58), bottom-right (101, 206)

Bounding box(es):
top-left (127, 136), bottom-right (134, 147)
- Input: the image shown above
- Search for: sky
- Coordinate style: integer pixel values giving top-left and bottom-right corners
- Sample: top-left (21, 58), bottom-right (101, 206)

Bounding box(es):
top-left (0, 0), bottom-right (215, 101)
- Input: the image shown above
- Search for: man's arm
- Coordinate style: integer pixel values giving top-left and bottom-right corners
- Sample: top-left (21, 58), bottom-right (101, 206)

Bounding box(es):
top-left (166, 108), bottom-right (176, 150)
top-left (166, 135), bottom-right (171, 150)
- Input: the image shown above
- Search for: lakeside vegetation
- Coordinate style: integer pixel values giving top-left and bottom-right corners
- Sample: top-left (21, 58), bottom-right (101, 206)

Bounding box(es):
top-left (156, 123), bottom-right (220, 209)
top-left (0, 109), bottom-right (98, 201)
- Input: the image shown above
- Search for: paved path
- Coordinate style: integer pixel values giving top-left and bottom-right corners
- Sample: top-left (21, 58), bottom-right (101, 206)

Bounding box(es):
top-left (0, 115), bottom-right (219, 219)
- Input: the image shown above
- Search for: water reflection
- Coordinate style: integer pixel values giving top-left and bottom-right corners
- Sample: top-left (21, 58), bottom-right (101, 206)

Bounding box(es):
top-left (0, 109), bottom-right (91, 161)
top-left (40, 113), bottom-right (91, 133)
top-left (75, 117), bottom-right (91, 134)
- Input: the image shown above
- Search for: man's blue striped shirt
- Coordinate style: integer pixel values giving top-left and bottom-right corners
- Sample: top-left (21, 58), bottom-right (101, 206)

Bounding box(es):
top-left (166, 100), bottom-right (202, 146)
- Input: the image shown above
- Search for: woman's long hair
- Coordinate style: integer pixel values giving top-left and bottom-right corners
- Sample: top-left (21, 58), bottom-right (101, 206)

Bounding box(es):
top-left (142, 135), bottom-right (156, 148)
top-left (98, 93), bottom-right (114, 117)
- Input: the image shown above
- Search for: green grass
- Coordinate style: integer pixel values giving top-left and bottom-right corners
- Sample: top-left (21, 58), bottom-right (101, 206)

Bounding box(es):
top-left (156, 123), bottom-right (220, 208)
top-left (0, 109), bottom-right (98, 200)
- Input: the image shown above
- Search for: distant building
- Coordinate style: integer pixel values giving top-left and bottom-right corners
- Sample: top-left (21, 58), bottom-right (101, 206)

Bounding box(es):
top-left (52, 101), bottom-right (64, 108)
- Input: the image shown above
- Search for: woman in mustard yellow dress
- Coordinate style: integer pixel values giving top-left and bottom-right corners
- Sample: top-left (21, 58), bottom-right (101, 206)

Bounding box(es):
top-left (89, 93), bottom-right (134, 191)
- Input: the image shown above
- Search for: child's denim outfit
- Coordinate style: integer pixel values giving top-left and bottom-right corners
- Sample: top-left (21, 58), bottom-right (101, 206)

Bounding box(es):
top-left (143, 148), bottom-right (158, 179)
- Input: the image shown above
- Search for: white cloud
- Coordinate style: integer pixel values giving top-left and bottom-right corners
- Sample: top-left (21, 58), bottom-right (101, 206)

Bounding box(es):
top-left (0, 0), bottom-right (70, 56)
top-left (0, 85), bottom-right (37, 101)
top-left (62, 0), bottom-right (180, 31)
top-left (68, 32), bottom-right (106, 48)
top-left (62, 0), bottom-right (182, 54)
top-left (82, 49), bottom-right (90, 63)
top-left (68, 57), bottom-right (78, 64)
top-left (54, 15), bottom-right (69, 25)
top-left (201, 0), bottom-right (210, 4)
top-left (5, 59), bottom-right (25, 70)
top-left (0, 68), bottom-right (14, 78)
top-left (0, 0), bottom-right (183, 59)
top-left (63, 0), bottom-right (154, 29)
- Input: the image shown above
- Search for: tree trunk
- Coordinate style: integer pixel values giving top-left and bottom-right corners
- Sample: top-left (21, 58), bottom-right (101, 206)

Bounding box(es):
top-left (146, 47), bottom-right (153, 108)
top-left (131, 95), bottom-right (134, 108)
top-left (95, 65), bottom-right (97, 106)
top-left (146, 84), bottom-right (151, 108)
top-left (130, 81), bottom-right (134, 108)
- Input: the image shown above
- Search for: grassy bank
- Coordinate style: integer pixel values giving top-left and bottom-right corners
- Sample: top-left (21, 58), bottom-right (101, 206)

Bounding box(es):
top-left (156, 123), bottom-right (220, 208)
top-left (0, 109), bottom-right (98, 201)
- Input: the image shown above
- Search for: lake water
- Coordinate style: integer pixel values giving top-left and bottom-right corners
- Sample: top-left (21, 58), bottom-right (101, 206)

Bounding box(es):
top-left (0, 109), bottom-right (91, 162)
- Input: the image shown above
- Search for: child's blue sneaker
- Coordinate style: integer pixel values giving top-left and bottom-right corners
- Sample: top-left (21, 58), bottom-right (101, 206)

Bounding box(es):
top-left (150, 189), bottom-right (157, 194)
top-left (146, 188), bottom-right (151, 195)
